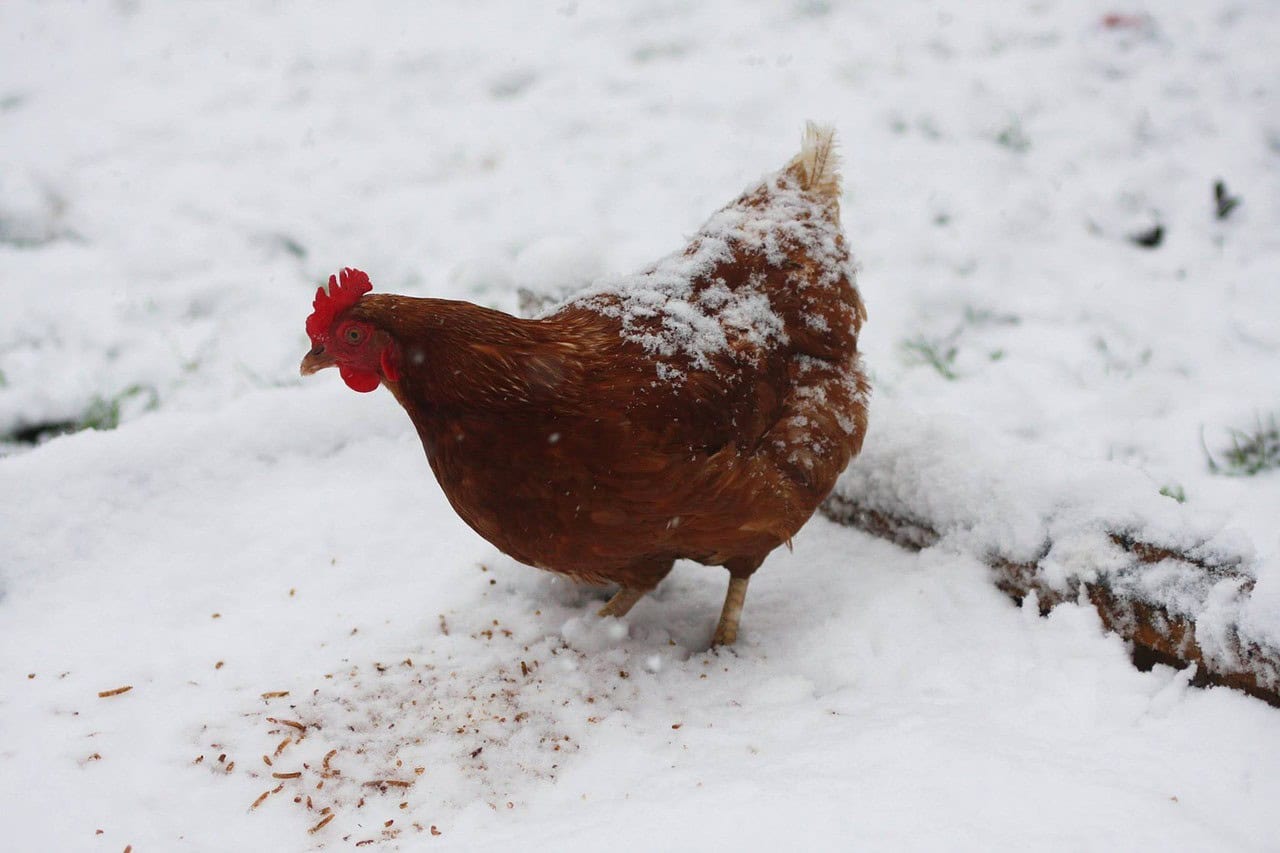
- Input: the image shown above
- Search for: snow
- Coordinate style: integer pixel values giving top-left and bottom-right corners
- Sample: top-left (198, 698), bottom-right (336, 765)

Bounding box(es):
top-left (562, 172), bottom-right (844, 371)
top-left (830, 404), bottom-right (1271, 685)
top-left (3, 1), bottom-right (1280, 851)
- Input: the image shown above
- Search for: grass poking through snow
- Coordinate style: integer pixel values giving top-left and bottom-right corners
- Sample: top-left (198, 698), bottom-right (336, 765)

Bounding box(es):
top-left (902, 333), bottom-right (959, 380)
top-left (1204, 413), bottom-right (1280, 477)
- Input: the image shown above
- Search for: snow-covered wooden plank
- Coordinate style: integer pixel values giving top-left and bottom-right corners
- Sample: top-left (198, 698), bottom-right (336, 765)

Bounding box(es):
top-left (824, 406), bottom-right (1280, 708)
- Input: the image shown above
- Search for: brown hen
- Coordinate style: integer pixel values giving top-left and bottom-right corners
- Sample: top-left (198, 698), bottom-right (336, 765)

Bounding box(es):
top-left (301, 123), bottom-right (868, 645)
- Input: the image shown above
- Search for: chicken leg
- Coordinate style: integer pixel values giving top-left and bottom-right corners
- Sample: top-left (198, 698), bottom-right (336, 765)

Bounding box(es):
top-left (596, 558), bottom-right (675, 620)
top-left (711, 576), bottom-right (750, 646)
top-left (597, 587), bottom-right (646, 619)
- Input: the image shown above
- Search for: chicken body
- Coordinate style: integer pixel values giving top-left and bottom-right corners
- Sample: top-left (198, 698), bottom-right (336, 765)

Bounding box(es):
top-left (302, 125), bottom-right (868, 644)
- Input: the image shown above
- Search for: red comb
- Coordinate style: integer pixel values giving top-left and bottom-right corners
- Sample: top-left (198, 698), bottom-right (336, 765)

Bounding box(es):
top-left (306, 268), bottom-right (372, 340)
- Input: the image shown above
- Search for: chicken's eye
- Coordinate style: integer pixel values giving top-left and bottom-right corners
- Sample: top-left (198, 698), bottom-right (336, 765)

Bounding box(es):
top-left (345, 327), bottom-right (364, 344)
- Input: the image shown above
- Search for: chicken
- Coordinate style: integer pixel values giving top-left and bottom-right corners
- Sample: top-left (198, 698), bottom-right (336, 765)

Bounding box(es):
top-left (300, 123), bottom-right (868, 645)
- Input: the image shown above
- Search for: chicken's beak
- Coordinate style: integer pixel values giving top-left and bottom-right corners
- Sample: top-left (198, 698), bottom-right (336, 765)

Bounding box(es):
top-left (300, 345), bottom-right (335, 376)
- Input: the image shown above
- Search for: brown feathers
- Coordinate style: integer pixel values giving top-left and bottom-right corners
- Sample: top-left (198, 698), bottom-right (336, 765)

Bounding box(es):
top-left (318, 125), bottom-right (868, 602)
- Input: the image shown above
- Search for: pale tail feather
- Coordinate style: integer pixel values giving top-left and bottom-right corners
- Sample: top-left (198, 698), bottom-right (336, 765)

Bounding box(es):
top-left (790, 121), bottom-right (841, 199)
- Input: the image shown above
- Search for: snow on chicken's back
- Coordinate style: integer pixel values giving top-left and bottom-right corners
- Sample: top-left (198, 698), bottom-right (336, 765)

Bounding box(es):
top-left (557, 122), bottom-right (865, 382)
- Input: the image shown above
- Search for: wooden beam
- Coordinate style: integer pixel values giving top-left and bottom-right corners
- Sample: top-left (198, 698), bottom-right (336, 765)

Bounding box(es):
top-left (820, 493), bottom-right (1280, 709)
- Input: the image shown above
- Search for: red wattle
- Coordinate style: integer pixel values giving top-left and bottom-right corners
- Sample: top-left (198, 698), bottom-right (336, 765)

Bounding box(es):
top-left (339, 365), bottom-right (381, 393)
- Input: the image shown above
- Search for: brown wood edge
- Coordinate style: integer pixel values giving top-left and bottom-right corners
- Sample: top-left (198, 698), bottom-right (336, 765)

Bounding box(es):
top-left (819, 494), bottom-right (1280, 709)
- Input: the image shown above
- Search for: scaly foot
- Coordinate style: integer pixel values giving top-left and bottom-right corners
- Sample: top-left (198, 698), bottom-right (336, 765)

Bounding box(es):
top-left (597, 587), bottom-right (645, 619)
top-left (711, 576), bottom-right (750, 646)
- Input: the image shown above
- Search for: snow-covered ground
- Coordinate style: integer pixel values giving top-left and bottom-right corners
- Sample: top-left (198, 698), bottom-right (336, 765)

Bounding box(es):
top-left (2, 1), bottom-right (1278, 850)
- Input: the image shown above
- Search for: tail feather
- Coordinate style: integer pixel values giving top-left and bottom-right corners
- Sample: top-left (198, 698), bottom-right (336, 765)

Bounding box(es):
top-left (790, 121), bottom-right (841, 199)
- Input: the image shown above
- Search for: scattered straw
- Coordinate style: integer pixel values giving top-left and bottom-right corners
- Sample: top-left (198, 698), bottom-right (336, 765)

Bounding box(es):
top-left (308, 814), bottom-right (335, 834)
top-left (267, 717), bottom-right (307, 732)
top-left (97, 686), bottom-right (133, 698)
